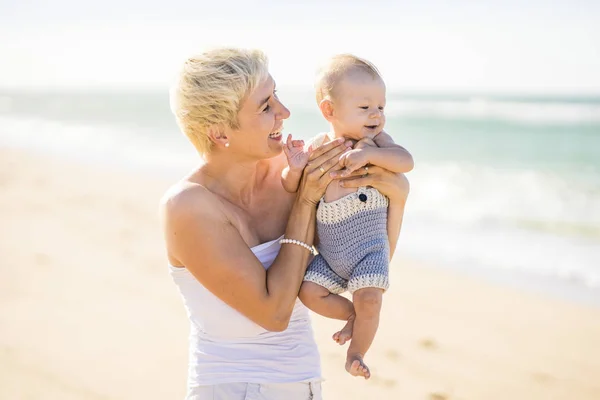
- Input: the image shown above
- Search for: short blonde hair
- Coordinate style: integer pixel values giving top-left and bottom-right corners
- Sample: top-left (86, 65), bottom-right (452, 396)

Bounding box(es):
top-left (315, 54), bottom-right (382, 104)
top-left (170, 48), bottom-right (269, 156)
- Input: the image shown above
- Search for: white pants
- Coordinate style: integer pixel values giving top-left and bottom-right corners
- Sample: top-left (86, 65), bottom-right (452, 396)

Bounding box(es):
top-left (186, 381), bottom-right (322, 400)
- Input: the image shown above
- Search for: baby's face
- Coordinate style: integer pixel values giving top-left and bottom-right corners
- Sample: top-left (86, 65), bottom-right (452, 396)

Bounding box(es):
top-left (331, 73), bottom-right (386, 141)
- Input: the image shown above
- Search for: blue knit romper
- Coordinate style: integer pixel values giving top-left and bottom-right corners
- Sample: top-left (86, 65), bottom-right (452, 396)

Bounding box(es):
top-left (304, 186), bottom-right (390, 294)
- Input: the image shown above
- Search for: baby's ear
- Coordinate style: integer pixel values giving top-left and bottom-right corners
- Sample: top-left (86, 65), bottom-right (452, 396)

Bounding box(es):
top-left (318, 99), bottom-right (335, 122)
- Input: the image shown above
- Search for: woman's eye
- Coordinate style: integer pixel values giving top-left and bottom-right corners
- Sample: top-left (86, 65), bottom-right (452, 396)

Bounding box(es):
top-left (263, 105), bottom-right (271, 112)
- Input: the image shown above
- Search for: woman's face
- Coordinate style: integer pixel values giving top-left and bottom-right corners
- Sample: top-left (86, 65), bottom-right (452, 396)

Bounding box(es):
top-left (227, 74), bottom-right (290, 160)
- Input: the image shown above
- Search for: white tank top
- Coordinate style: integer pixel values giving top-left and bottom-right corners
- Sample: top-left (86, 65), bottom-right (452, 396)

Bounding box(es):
top-left (169, 236), bottom-right (322, 385)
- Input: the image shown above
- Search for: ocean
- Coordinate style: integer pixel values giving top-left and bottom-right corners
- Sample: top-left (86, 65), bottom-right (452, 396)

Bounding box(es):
top-left (1, 87), bottom-right (599, 304)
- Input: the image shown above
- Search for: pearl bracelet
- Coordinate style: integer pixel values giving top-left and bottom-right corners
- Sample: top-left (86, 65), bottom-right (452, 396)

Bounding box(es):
top-left (279, 238), bottom-right (317, 256)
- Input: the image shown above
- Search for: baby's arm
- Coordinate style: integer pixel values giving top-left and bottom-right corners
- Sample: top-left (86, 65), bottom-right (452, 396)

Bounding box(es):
top-left (338, 131), bottom-right (413, 176)
top-left (281, 166), bottom-right (304, 193)
top-left (367, 131), bottom-right (414, 173)
top-left (281, 134), bottom-right (310, 193)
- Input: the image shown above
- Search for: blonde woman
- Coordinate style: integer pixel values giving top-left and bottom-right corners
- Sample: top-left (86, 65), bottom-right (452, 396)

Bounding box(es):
top-left (162, 48), bottom-right (410, 400)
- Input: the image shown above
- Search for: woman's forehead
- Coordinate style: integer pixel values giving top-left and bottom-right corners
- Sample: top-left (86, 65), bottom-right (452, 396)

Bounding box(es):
top-left (249, 75), bottom-right (275, 105)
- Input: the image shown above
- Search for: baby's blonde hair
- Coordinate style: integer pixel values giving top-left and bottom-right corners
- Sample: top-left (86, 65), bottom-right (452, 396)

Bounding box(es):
top-left (315, 54), bottom-right (382, 104)
top-left (170, 48), bottom-right (269, 156)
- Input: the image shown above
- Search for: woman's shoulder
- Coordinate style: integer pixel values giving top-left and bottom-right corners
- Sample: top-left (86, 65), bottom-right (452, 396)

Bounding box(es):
top-left (160, 179), bottom-right (225, 225)
top-left (160, 179), bottom-right (230, 265)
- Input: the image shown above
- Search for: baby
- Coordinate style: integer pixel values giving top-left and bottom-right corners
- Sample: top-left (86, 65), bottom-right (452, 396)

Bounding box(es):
top-left (281, 54), bottom-right (413, 379)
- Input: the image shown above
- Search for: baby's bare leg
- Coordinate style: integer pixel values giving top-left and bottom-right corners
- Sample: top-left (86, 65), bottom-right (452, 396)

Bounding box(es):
top-left (345, 287), bottom-right (383, 379)
top-left (299, 281), bottom-right (353, 320)
top-left (299, 282), bottom-right (355, 344)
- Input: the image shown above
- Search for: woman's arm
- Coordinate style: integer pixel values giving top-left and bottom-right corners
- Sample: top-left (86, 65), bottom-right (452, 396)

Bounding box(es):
top-left (336, 167), bottom-right (410, 259)
top-left (161, 138), bottom-right (351, 332)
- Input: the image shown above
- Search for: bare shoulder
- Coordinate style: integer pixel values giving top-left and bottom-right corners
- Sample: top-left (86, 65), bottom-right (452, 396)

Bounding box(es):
top-left (160, 179), bottom-right (224, 222)
top-left (159, 179), bottom-right (228, 265)
top-left (306, 132), bottom-right (330, 150)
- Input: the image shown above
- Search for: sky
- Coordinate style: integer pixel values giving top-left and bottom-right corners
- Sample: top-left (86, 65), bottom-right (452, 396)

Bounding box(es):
top-left (1, 0), bottom-right (599, 93)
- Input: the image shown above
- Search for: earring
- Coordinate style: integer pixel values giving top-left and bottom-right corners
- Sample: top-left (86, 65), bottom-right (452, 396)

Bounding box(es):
top-left (225, 142), bottom-right (230, 148)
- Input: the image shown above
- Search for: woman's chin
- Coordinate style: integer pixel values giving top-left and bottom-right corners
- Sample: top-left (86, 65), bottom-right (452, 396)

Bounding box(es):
top-left (265, 141), bottom-right (284, 157)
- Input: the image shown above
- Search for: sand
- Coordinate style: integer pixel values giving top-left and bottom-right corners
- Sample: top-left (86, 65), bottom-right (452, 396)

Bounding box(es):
top-left (1, 148), bottom-right (599, 400)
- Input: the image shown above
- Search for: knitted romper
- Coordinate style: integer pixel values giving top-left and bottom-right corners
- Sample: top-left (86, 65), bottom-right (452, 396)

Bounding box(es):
top-left (304, 186), bottom-right (390, 294)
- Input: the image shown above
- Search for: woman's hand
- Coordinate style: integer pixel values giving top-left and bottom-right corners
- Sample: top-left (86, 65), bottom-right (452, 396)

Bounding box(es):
top-left (296, 138), bottom-right (353, 206)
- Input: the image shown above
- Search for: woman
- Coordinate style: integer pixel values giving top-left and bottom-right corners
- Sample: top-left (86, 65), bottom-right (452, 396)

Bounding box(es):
top-left (161, 48), bottom-right (409, 400)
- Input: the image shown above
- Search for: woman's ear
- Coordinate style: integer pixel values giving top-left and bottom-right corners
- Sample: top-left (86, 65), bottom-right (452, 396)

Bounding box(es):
top-left (318, 99), bottom-right (335, 122)
top-left (207, 125), bottom-right (230, 148)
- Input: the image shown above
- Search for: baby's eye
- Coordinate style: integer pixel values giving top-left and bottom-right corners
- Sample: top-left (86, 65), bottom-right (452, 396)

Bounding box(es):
top-left (359, 106), bottom-right (369, 110)
top-left (378, 106), bottom-right (384, 111)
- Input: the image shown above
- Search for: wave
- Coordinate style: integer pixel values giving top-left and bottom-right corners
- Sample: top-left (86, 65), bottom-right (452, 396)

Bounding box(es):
top-left (3, 90), bottom-right (600, 129)
top-left (384, 97), bottom-right (600, 125)
top-left (401, 219), bottom-right (600, 290)
top-left (0, 115), bottom-right (196, 176)
top-left (408, 162), bottom-right (600, 237)
top-left (1, 113), bottom-right (599, 294)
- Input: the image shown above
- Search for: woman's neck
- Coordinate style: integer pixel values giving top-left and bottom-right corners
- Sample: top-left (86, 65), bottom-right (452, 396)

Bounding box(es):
top-left (199, 152), bottom-right (266, 207)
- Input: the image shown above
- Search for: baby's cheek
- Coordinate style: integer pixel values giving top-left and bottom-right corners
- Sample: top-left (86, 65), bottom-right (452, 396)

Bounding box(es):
top-left (351, 117), bottom-right (366, 135)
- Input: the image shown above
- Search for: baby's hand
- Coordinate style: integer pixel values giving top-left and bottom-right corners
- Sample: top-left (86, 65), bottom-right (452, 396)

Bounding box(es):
top-left (338, 147), bottom-right (372, 177)
top-left (354, 137), bottom-right (377, 150)
top-left (282, 134), bottom-right (310, 172)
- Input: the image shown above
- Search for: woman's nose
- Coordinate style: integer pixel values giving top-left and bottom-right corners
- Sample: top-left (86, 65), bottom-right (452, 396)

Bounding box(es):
top-left (278, 101), bottom-right (291, 119)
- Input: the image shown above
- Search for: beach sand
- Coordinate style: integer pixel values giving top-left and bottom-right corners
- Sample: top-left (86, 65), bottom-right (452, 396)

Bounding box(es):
top-left (1, 148), bottom-right (599, 400)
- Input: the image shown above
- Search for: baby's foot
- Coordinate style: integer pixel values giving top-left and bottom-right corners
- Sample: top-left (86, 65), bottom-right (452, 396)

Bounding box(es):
top-left (332, 314), bottom-right (355, 345)
top-left (345, 355), bottom-right (370, 379)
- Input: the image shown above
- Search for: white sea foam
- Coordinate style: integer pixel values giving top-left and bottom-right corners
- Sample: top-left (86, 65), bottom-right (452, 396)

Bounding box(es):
top-left (1, 97), bottom-right (599, 299)
top-left (408, 162), bottom-right (600, 230)
top-left (384, 98), bottom-right (600, 124)
top-left (0, 115), bottom-right (196, 177)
